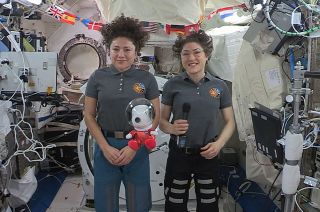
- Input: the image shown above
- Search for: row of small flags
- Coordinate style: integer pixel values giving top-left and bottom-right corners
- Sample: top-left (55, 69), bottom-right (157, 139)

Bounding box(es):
top-left (165, 23), bottom-right (200, 35)
top-left (46, 4), bottom-right (200, 35)
top-left (207, 3), bottom-right (247, 20)
top-left (45, 3), bottom-right (247, 34)
top-left (46, 5), bottom-right (103, 31)
top-left (142, 22), bottom-right (200, 36)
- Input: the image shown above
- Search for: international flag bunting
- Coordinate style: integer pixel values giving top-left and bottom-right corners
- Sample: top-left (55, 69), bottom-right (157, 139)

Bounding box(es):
top-left (219, 9), bottom-right (237, 19)
top-left (88, 22), bottom-right (103, 31)
top-left (46, 5), bottom-right (65, 21)
top-left (78, 18), bottom-right (91, 27)
top-left (141, 22), bottom-right (159, 33)
top-left (165, 23), bottom-right (200, 35)
top-left (165, 24), bottom-right (185, 35)
top-left (61, 12), bottom-right (77, 25)
top-left (184, 23), bottom-right (200, 35)
top-left (207, 3), bottom-right (247, 20)
top-left (45, 3), bottom-right (204, 35)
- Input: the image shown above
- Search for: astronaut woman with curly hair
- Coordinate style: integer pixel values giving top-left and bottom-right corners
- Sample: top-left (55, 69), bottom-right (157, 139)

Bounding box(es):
top-left (84, 15), bottom-right (160, 212)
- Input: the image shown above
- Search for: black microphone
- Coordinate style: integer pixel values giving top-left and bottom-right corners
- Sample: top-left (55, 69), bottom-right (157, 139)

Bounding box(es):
top-left (182, 103), bottom-right (191, 120)
top-left (177, 103), bottom-right (191, 148)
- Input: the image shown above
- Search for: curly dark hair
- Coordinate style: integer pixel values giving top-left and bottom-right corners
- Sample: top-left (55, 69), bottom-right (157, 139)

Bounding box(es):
top-left (101, 15), bottom-right (149, 52)
top-left (172, 30), bottom-right (213, 60)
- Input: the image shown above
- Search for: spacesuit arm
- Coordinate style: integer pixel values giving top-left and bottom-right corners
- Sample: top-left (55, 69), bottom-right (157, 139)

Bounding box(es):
top-left (126, 130), bottom-right (137, 139)
top-left (149, 130), bottom-right (158, 136)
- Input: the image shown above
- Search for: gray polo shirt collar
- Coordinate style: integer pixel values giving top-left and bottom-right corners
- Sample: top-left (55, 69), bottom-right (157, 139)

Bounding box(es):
top-left (181, 70), bottom-right (215, 82)
top-left (109, 65), bottom-right (135, 75)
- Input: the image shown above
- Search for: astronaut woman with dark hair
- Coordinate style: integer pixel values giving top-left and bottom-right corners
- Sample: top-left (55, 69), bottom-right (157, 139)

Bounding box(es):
top-left (84, 15), bottom-right (160, 212)
top-left (160, 30), bottom-right (235, 212)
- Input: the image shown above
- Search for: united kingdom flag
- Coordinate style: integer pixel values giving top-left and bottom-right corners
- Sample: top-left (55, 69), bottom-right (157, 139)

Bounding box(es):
top-left (46, 5), bottom-right (65, 21)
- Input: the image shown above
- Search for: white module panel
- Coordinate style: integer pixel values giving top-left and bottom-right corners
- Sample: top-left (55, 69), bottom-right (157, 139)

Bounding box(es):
top-left (0, 52), bottom-right (57, 94)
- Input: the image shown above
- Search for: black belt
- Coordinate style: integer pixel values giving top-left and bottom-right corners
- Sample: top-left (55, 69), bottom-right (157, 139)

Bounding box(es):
top-left (104, 130), bottom-right (130, 139)
top-left (175, 147), bottom-right (202, 155)
top-left (169, 136), bottom-right (202, 155)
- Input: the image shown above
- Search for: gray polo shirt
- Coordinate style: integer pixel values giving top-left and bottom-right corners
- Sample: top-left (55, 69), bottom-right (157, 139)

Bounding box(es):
top-left (162, 71), bottom-right (232, 147)
top-left (85, 65), bottom-right (160, 132)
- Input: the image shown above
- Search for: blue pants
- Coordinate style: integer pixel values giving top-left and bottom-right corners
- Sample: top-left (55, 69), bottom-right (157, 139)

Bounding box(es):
top-left (94, 137), bottom-right (151, 212)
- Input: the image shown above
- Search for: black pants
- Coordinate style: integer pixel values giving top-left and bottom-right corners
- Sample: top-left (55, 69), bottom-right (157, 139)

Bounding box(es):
top-left (164, 142), bottom-right (220, 212)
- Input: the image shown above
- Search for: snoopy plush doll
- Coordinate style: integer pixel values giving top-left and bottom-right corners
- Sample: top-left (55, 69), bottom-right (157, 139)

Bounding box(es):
top-left (125, 98), bottom-right (157, 151)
